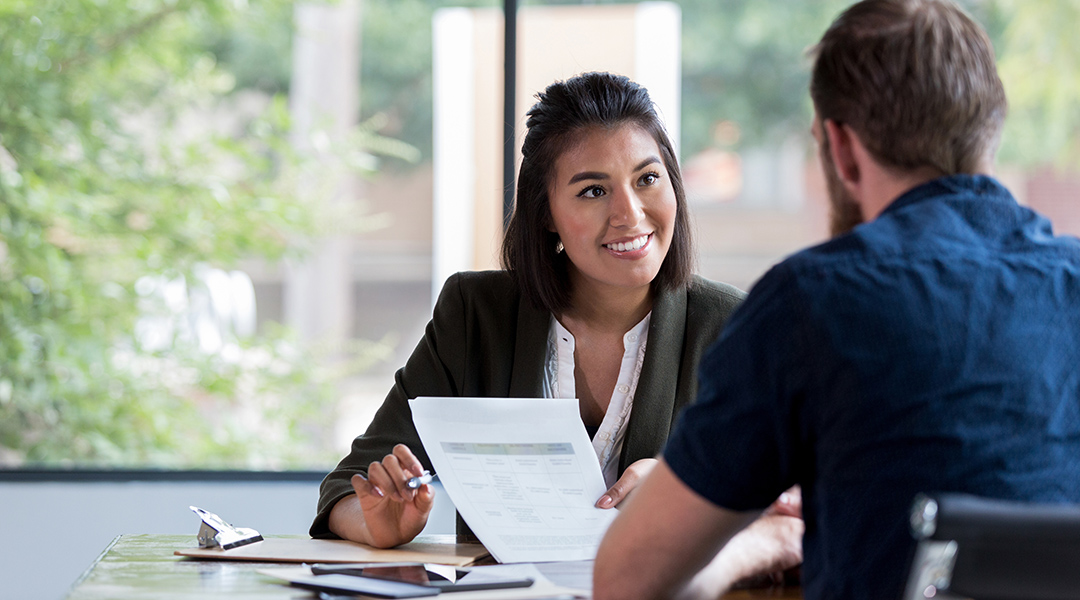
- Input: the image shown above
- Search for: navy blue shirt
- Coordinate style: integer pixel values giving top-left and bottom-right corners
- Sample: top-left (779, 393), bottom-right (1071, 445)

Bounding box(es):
top-left (664, 175), bottom-right (1080, 600)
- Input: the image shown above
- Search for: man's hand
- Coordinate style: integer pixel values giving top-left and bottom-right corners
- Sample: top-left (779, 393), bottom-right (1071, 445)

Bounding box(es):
top-left (596, 458), bottom-right (657, 508)
top-left (328, 444), bottom-right (436, 548)
top-left (677, 510), bottom-right (803, 598)
top-left (675, 486), bottom-right (803, 598)
top-left (594, 459), bottom-right (759, 600)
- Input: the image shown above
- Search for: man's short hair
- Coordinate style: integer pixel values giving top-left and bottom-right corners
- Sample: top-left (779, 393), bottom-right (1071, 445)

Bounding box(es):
top-left (809, 0), bottom-right (1007, 175)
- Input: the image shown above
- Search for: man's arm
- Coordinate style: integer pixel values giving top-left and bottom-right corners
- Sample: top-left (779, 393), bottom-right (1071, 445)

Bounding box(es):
top-left (593, 458), bottom-right (760, 600)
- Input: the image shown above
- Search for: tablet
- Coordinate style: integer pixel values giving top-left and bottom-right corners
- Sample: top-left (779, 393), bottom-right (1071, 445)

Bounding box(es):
top-left (309, 563), bottom-right (536, 593)
top-left (290, 573), bottom-right (440, 598)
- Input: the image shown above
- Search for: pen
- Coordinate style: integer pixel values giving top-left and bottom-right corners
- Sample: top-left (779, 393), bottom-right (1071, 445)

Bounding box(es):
top-left (406, 470), bottom-right (437, 489)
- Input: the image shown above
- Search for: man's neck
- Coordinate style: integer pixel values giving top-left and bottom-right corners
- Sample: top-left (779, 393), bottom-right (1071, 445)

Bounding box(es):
top-left (863, 158), bottom-right (996, 222)
top-left (861, 165), bottom-right (949, 222)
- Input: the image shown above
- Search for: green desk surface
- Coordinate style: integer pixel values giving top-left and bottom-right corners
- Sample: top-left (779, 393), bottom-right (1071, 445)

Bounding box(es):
top-left (67, 534), bottom-right (801, 599)
top-left (68, 534), bottom-right (310, 599)
top-left (68, 533), bottom-right (474, 599)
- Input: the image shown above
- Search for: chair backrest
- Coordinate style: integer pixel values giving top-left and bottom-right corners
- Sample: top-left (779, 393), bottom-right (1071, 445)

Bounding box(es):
top-left (903, 493), bottom-right (1080, 600)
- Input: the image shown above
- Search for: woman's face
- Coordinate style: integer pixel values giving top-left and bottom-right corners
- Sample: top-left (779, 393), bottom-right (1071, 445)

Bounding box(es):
top-left (548, 124), bottom-right (677, 299)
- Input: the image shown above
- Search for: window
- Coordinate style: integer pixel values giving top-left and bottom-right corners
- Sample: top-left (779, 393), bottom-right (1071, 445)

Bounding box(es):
top-left (2, 0), bottom-right (1077, 470)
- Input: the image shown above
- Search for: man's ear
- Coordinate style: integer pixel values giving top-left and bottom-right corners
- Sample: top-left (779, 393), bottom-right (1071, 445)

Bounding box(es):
top-left (823, 119), bottom-right (861, 187)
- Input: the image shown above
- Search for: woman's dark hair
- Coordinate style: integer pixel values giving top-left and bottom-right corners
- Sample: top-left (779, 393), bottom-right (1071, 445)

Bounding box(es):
top-left (500, 71), bottom-right (694, 315)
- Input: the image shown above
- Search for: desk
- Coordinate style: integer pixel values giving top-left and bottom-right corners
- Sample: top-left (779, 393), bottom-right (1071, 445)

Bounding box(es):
top-left (69, 534), bottom-right (313, 599)
top-left (68, 534), bottom-right (801, 599)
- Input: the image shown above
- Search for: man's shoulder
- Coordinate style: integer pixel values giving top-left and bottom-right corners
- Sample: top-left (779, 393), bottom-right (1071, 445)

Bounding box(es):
top-left (784, 174), bottom-right (1080, 276)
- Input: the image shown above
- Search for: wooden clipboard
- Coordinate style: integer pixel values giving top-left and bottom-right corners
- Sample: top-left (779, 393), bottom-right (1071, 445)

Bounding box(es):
top-left (175, 535), bottom-right (490, 567)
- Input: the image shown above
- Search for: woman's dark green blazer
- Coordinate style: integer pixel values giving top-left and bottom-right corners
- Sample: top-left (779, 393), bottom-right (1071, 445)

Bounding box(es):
top-left (311, 270), bottom-right (744, 538)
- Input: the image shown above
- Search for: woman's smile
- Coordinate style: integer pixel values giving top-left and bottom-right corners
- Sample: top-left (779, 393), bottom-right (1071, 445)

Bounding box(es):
top-left (603, 232), bottom-right (653, 255)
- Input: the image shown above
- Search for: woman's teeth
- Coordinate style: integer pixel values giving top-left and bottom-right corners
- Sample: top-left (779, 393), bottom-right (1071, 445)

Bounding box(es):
top-left (605, 234), bottom-right (649, 252)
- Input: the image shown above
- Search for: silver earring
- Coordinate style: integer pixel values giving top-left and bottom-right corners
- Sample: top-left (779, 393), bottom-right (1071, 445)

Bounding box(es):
top-left (555, 240), bottom-right (564, 253)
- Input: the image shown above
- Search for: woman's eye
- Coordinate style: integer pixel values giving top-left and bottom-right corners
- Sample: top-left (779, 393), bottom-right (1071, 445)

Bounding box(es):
top-left (577, 185), bottom-right (605, 199)
top-left (639, 172), bottom-right (660, 186)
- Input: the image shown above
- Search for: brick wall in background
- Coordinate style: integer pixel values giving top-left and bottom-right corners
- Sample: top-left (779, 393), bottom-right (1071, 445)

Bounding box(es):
top-left (1026, 168), bottom-right (1080, 237)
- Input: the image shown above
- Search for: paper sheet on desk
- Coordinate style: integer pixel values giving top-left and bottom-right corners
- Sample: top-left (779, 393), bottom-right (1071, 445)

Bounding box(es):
top-left (410, 397), bottom-right (618, 563)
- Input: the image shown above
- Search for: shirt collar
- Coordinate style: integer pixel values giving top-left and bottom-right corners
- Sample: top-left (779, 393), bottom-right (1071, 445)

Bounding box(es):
top-left (881, 174), bottom-right (1013, 218)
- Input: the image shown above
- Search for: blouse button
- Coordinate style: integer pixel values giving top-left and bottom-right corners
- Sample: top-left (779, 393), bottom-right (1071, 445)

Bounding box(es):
top-left (627, 333), bottom-right (638, 343)
top-left (617, 383), bottom-right (630, 394)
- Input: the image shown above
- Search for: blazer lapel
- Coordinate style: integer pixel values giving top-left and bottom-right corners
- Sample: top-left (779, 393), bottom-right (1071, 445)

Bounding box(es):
top-left (621, 285), bottom-right (687, 470)
top-left (508, 293), bottom-right (548, 398)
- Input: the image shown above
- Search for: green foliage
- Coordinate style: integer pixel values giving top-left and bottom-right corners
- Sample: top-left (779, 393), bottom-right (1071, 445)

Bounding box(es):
top-left (678, 0), bottom-right (852, 155)
top-left (4, 0), bottom-right (1077, 469)
top-left (995, 0), bottom-right (1080, 169)
top-left (350, 0), bottom-right (1080, 169)
top-left (199, 1), bottom-right (296, 94)
top-left (359, 0), bottom-right (497, 169)
top-left (355, 0), bottom-right (854, 158)
top-left (0, 0), bottom-right (400, 468)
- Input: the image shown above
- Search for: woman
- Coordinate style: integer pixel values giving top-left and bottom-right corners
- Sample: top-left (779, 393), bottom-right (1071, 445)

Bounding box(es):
top-left (312, 72), bottom-right (748, 553)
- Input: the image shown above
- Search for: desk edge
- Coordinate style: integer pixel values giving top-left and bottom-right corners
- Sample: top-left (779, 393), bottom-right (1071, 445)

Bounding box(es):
top-left (67, 534), bottom-right (122, 597)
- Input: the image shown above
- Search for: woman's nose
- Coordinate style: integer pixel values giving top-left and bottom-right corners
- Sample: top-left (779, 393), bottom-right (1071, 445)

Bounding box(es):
top-left (609, 187), bottom-right (646, 227)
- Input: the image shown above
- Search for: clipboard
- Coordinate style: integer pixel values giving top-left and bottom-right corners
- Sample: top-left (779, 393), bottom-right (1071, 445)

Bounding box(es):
top-left (175, 536), bottom-right (491, 567)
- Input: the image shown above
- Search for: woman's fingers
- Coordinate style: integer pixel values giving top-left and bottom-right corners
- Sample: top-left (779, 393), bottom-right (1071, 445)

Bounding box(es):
top-left (351, 472), bottom-right (383, 500)
top-left (365, 461), bottom-right (398, 501)
top-left (596, 457), bottom-right (658, 508)
top-left (768, 485), bottom-right (802, 519)
top-left (367, 450), bottom-right (428, 503)
top-left (392, 444), bottom-right (425, 478)
top-left (412, 479), bottom-right (437, 514)
top-left (384, 454), bottom-right (414, 500)
top-left (369, 458), bottom-right (412, 502)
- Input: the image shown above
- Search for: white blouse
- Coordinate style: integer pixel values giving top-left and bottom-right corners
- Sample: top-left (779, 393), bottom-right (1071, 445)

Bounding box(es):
top-left (542, 313), bottom-right (651, 488)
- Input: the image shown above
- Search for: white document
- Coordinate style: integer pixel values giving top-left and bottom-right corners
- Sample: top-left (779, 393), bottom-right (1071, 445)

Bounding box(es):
top-left (409, 397), bottom-right (618, 564)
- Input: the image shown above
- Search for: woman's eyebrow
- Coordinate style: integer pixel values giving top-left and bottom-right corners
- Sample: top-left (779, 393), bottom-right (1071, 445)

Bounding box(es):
top-left (634, 156), bottom-right (662, 171)
top-left (566, 156), bottom-right (662, 185)
top-left (568, 171), bottom-right (608, 185)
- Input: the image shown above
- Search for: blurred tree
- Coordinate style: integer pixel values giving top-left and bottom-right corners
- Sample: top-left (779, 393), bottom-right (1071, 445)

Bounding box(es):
top-left (0, 0), bottom-right (405, 468)
top-left (315, 0), bottom-right (1079, 168)
top-left (995, 0), bottom-right (1080, 169)
top-left (3, 0), bottom-right (1075, 468)
top-left (677, 0), bottom-right (850, 155)
top-left (678, 0), bottom-right (1018, 157)
top-left (358, 0), bottom-right (497, 169)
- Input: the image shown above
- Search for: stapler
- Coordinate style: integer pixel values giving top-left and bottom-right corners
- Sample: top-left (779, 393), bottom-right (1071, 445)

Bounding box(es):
top-left (189, 506), bottom-right (263, 550)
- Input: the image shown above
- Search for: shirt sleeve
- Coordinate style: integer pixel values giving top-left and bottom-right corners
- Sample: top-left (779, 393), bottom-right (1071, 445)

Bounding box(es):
top-left (663, 263), bottom-right (809, 512)
top-left (309, 273), bottom-right (469, 538)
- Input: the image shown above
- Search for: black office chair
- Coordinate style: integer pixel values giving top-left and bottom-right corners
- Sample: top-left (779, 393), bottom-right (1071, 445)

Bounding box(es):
top-left (903, 493), bottom-right (1080, 600)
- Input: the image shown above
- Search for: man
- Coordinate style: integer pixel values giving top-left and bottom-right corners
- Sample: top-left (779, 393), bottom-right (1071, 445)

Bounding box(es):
top-left (594, 1), bottom-right (1080, 599)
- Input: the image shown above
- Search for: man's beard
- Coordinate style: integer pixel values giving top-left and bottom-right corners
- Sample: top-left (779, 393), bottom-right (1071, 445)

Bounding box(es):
top-left (820, 139), bottom-right (864, 237)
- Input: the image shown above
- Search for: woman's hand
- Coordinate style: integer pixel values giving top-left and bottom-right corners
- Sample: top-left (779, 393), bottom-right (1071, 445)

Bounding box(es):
top-left (766, 485), bottom-right (802, 519)
top-left (595, 458), bottom-right (658, 508)
top-left (329, 444), bottom-right (435, 548)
